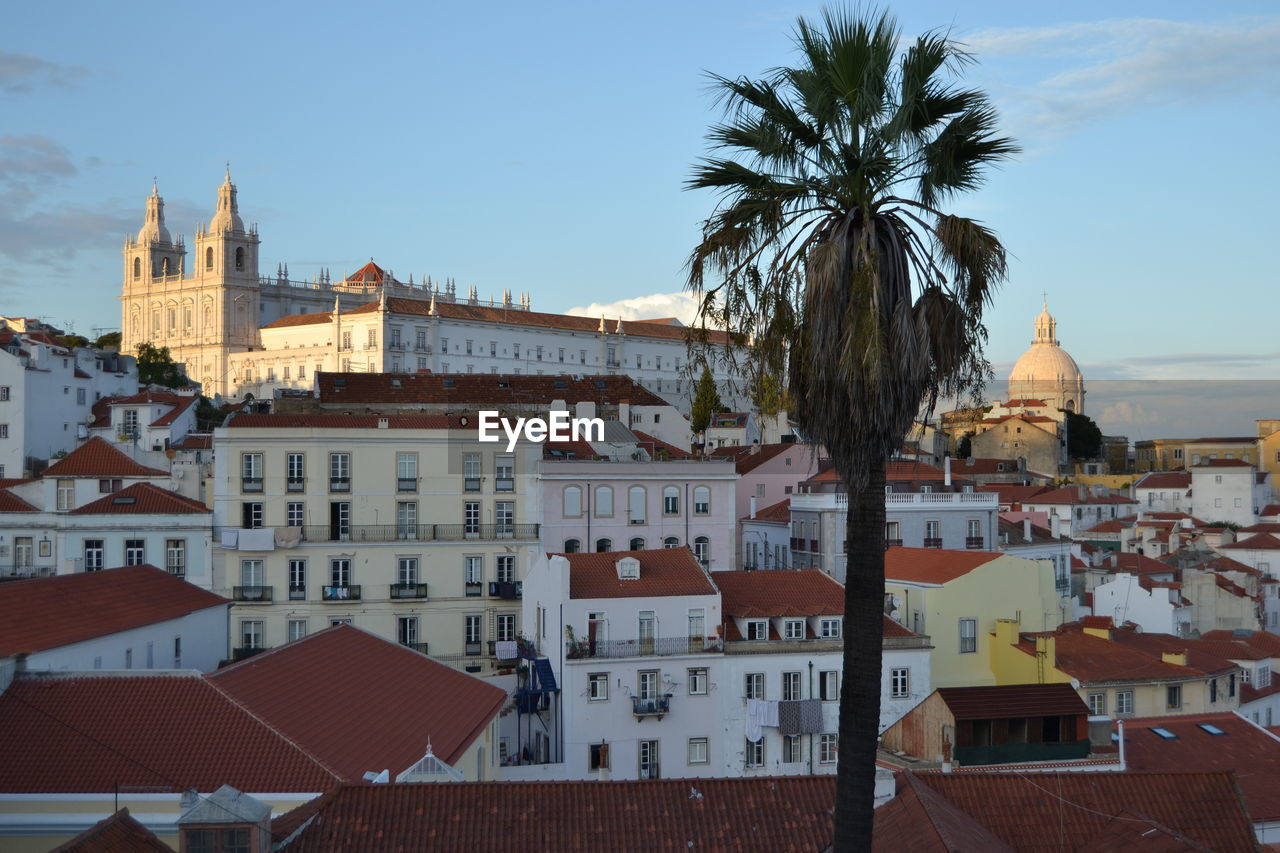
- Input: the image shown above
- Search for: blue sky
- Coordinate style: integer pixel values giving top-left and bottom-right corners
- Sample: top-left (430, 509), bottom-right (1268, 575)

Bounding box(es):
top-left (3, 1), bottom-right (1278, 382)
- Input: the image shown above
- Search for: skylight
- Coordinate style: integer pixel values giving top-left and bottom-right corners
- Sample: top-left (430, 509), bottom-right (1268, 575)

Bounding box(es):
top-left (1197, 723), bottom-right (1227, 736)
top-left (111, 496), bottom-right (136, 505)
top-left (1150, 727), bottom-right (1178, 739)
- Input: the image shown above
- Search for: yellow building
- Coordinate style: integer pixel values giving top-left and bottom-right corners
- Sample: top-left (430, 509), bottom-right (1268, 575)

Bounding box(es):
top-left (884, 548), bottom-right (1066, 688)
top-left (987, 618), bottom-right (1243, 719)
top-left (1258, 419), bottom-right (1280, 489)
top-left (1135, 436), bottom-right (1259, 473)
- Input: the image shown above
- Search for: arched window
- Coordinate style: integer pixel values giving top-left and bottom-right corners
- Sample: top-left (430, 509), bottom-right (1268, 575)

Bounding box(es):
top-left (563, 538), bottom-right (581, 554)
top-left (594, 486), bottom-right (613, 517)
top-left (629, 537), bottom-right (645, 551)
top-left (663, 536), bottom-right (679, 549)
top-left (205, 247), bottom-right (214, 270)
top-left (132, 257), bottom-right (141, 280)
top-left (628, 486), bottom-right (646, 525)
top-left (235, 246), bottom-right (245, 271)
top-left (563, 485), bottom-right (582, 517)
top-left (693, 486), bottom-right (711, 515)
top-left (595, 538), bottom-right (612, 553)
top-left (663, 485), bottom-right (680, 515)
top-left (694, 536), bottom-right (710, 567)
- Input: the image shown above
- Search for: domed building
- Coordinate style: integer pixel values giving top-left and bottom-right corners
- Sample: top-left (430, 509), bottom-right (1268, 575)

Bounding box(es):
top-left (1007, 303), bottom-right (1085, 416)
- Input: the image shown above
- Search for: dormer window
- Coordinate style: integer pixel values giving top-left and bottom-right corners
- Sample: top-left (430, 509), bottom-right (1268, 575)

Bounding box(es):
top-left (747, 620), bottom-right (768, 640)
top-left (820, 618), bottom-right (841, 638)
top-left (783, 619), bottom-right (804, 640)
top-left (616, 557), bottom-right (640, 580)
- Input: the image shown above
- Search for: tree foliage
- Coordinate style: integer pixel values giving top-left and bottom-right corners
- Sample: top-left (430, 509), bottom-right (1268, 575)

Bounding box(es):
top-left (136, 342), bottom-right (187, 388)
top-left (58, 334), bottom-right (90, 349)
top-left (685, 8), bottom-right (1015, 849)
top-left (1064, 411), bottom-right (1103, 460)
top-left (956, 432), bottom-right (973, 459)
top-left (94, 331), bottom-right (122, 350)
top-left (690, 365), bottom-right (726, 433)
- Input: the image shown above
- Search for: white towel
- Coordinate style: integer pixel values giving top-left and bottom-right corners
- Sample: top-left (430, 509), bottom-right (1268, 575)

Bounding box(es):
top-left (745, 699), bottom-right (764, 743)
top-left (238, 528), bottom-right (276, 551)
top-left (274, 526), bottom-right (303, 549)
top-left (220, 529), bottom-right (239, 548)
top-left (495, 640), bottom-right (518, 660)
top-left (763, 700), bottom-right (780, 728)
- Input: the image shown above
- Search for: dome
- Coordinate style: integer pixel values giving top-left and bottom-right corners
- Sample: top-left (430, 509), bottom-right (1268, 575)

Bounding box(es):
top-left (136, 184), bottom-right (171, 244)
top-left (207, 171), bottom-right (245, 233)
top-left (1007, 303), bottom-right (1085, 412)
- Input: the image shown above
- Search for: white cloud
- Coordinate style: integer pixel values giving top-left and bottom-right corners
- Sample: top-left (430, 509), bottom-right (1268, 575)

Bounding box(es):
top-left (1098, 400), bottom-right (1162, 426)
top-left (0, 50), bottom-right (88, 94)
top-left (963, 17), bottom-right (1280, 136)
top-left (566, 291), bottom-right (708, 327)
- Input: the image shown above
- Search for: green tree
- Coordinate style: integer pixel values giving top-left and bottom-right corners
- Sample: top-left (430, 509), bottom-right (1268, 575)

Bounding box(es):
top-left (94, 331), bottom-right (122, 350)
top-left (686, 9), bottom-right (1016, 848)
top-left (58, 334), bottom-right (90, 349)
top-left (749, 369), bottom-right (794, 418)
top-left (1064, 411), bottom-right (1102, 460)
top-left (689, 365), bottom-right (725, 433)
top-left (956, 432), bottom-right (973, 459)
top-left (136, 342), bottom-right (188, 388)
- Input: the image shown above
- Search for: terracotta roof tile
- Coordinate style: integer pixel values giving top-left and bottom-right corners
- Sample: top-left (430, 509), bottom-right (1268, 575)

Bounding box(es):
top-left (715, 570), bottom-right (844, 618)
top-left (1023, 486), bottom-right (1137, 505)
top-left (743, 497), bottom-right (791, 524)
top-left (710, 443), bottom-right (800, 474)
top-left (977, 484), bottom-right (1053, 505)
top-left (1202, 629), bottom-right (1280, 658)
top-left (1192, 458), bottom-right (1254, 467)
top-left (172, 434), bottom-right (212, 450)
top-left (0, 566), bottom-right (227, 658)
top-left (631, 430), bottom-right (693, 459)
top-left (272, 777), bottom-right (836, 853)
top-left (936, 683), bottom-right (1089, 719)
top-left (884, 547), bottom-right (1004, 585)
top-left (873, 774), bottom-right (1014, 852)
top-left (1241, 522), bottom-right (1280, 535)
top-left (0, 489), bottom-right (38, 512)
top-left (314, 371), bottom-right (670, 408)
top-left (89, 397), bottom-right (113, 428)
top-left (50, 808), bottom-right (173, 853)
top-left (1222, 533), bottom-right (1280, 551)
top-left (42, 437), bottom-right (169, 478)
top-left (562, 549), bottom-right (717, 599)
top-left (209, 625), bottom-right (506, 771)
top-left (881, 615), bottom-right (919, 638)
top-left (226, 413), bottom-right (459, 430)
top-left (953, 457), bottom-right (1022, 474)
top-left (1136, 472), bottom-right (1193, 489)
top-left (69, 482), bottom-right (210, 515)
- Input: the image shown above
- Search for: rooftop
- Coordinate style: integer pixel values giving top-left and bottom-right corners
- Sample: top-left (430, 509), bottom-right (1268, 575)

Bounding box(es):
top-left (561, 550), bottom-right (718, 600)
top-left (313, 371), bottom-right (670, 408)
top-left (69, 482), bottom-right (210, 515)
top-left (41, 437), bottom-right (169, 478)
top-left (715, 570), bottom-right (844, 618)
top-left (49, 808), bottom-right (173, 853)
top-left (225, 413), bottom-right (459, 430)
top-left (709, 442), bottom-right (802, 474)
top-left (935, 683), bottom-right (1089, 720)
top-left (743, 497), bottom-right (791, 524)
top-left (884, 547), bottom-right (1004, 586)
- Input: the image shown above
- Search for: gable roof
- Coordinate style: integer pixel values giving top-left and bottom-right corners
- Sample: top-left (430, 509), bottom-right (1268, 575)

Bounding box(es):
top-left (884, 547), bottom-right (1004, 585)
top-left (709, 442), bottom-right (797, 473)
top-left (935, 683), bottom-right (1089, 719)
top-left (313, 371), bottom-right (671, 408)
top-left (225, 413), bottom-right (458, 430)
top-left (69, 482), bottom-right (210, 515)
top-left (1221, 532), bottom-right (1280, 551)
top-left (715, 570), bottom-right (844, 618)
top-left (1136, 472), bottom-right (1193, 490)
top-left (0, 566), bottom-right (227, 658)
top-left (107, 390), bottom-right (199, 427)
top-left (561, 549), bottom-right (717, 599)
top-left (50, 809), bottom-right (173, 853)
top-left (208, 624), bottom-right (506, 772)
top-left (631, 430), bottom-right (694, 459)
top-left (744, 497), bottom-right (791, 524)
top-left (271, 777), bottom-right (836, 853)
top-left (42, 437), bottom-right (169, 478)
top-left (1022, 486), bottom-right (1137, 505)
top-left (872, 775), bottom-right (1017, 853)
top-left (0, 488), bottom-right (38, 512)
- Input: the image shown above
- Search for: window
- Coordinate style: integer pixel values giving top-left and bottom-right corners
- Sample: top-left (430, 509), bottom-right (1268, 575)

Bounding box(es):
top-left (663, 536), bottom-right (679, 548)
top-left (165, 539), bottom-right (186, 577)
top-left (496, 554), bottom-right (515, 583)
top-left (463, 453), bottom-right (481, 490)
top-left (959, 618), bottom-right (977, 653)
top-left (330, 558), bottom-right (351, 588)
top-left (629, 537), bottom-right (645, 551)
top-left (820, 670), bottom-right (839, 701)
top-left (628, 486), bottom-right (646, 524)
top-left (595, 538), bottom-right (612, 552)
top-left (465, 555), bottom-right (483, 589)
top-left (745, 738), bottom-right (765, 768)
top-left (495, 500), bottom-right (514, 535)
top-left (783, 734), bottom-right (803, 763)
top-left (782, 671), bottom-right (802, 701)
top-left (395, 616), bottom-right (420, 649)
top-left (495, 454), bottom-right (514, 490)
top-left (594, 486), bottom-right (614, 517)
top-left (239, 453), bottom-right (263, 491)
top-left (284, 558), bottom-right (306, 599)
top-left (747, 620), bottom-right (768, 640)
top-left (563, 538), bottom-right (581, 553)
top-left (820, 618), bottom-right (841, 638)
top-left (745, 672), bottom-right (765, 700)
top-left (397, 452), bottom-right (417, 491)
top-left (241, 501), bottom-right (263, 529)
top-left (497, 614), bottom-right (516, 642)
top-left (240, 619), bottom-right (264, 650)
top-left (283, 501), bottom-right (304, 528)
top-left (98, 478), bottom-right (122, 494)
top-left (688, 667), bottom-right (708, 695)
top-left (589, 673), bottom-right (609, 701)
top-left (0, 386), bottom-right (7, 401)
top-left (464, 501), bottom-right (480, 535)
top-left (693, 536), bottom-right (709, 567)
top-left (396, 501), bottom-right (418, 539)
top-left (819, 734), bottom-right (838, 764)
top-left (784, 619), bottom-right (804, 640)
top-left (465, 615), bottom-right (482, 648)
top-left (173, 636), bottom-right (182, 668)
top-left (563, 485), bottom-right (582, 517)
top-left (124, 539), bottom-right (145, 566)
top-left (367, 328), bottom-right (377, 348)
top-left (693, 486), bottom-right (710, 514)
top-left (688, 737), bottom-right (709, 765)
top-left (329, 452), bottom-right (350, 491)
top-left (589, 742), bottom-right (610, 771)
top-left (890, 667), bottom-right (910, 698)
top-left (1210, 678), bottom-right (1218, 703)
top-left (1166, 684), bottom-right (1182, 710)
top-left (83, 539), bottom-right (105, 571)
top-left (663, 486), bottom-right (680, 515)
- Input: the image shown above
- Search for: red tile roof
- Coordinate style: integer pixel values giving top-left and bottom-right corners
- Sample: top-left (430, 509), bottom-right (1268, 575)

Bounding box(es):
top-left (935, 683), bottom-right (1089, 719)
top-left (271, 777), bottom-right (836, 853)
top-left (209, 625), bottom-right (506, 771)
top-left (743, 497), bottom-right (791, 523)
top-left (715, 570), bottom-right (844, 618)
top-left (1112, 552), bottom-right (1177, 575)
top-left (953, 457), bottom-right (1022, 475)
top-left (107, 390), bottom-right (199, 427)
top-left (805, 459), bottom-right (973, 488)
top-left (1241, 522), bottom-right (1280, 535)
top-left (884, 547), bottom-right (1004, 585)
top-left (709, 412), bottom-right (749, 428)
top-left (1192, 458), bottom-right (1254, 467)
top-left (1119, 713), bottom-right (1280, 822)
top-left (561, 549), bottom-right (717, 599)
top-left (1222, 533), bottom-right (1280, 551)
top-left (0, 674), bottom-right (339, 793)
top-left (68, 482), bottom-right (210, 515)
top-left (1023, 486), bottom-right (1137, 505)
top-left (901, 771), bottom-right (1257, 852)
top-left (1137, 472), bottom-right (1193, 489)
top-left (50, 808), bottom-right (173, 853)
top-left (342, 259), bottom-right (391, 284)
top-left (977, 484), bottom-right (1053, 505)
top-left (1021, 627), bottom-right (1205, 683)
top-left (881, 615), bottom-right (919, 638)
top-left (873, 774), bottom-right (1014, 852)
top-left (1201, 629), bottom-right (1280, 658)
top-left (0, 566), bottom-right (227, 658)
top-left (314, 371), bottom-right (670, 408)
top-left (42, 437), bottom-right (169, 478)
top-left (226, 413), bottom-right (459, 430)
top-left (981, 413), bottom-right (1058, 426)
top-left (172, 434), bottom-right (212, 450)
top-left (631, 430), bottom-right (694, 459)
top-left (0, 489), bottom-right (38, 512)
top-left (710, 443), bottom-right (803, 474)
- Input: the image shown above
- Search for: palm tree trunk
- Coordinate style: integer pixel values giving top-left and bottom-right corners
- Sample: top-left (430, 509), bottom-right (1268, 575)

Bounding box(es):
top-left (832, 459), bottom-right (886, 851)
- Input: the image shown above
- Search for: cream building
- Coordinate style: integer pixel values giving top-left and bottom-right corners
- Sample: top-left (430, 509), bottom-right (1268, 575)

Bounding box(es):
top-left (211, 413), bottom-right (542, 672)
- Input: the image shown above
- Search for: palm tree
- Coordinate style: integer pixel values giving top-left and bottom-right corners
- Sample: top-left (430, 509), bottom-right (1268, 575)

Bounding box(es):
top-left (686, 8), bottom-right (1016, 849)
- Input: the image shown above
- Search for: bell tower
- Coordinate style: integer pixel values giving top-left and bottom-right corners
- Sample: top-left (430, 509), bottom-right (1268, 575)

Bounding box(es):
top-left (123, 182), bottom-right (185, 284)
top-left (194, 167), bottom-right (260, 283)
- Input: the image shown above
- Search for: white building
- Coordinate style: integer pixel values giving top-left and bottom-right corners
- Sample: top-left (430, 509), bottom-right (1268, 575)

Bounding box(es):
top-left (0, 565), bottom-right (228, 688)
top-left (1191, 459), bottom-right (1269, 528)
top-left (88, 389), bottom-right (200, 456)
top-left (1018, 485), bottom-right (1138, 539)
top-left (0, 325), bottom-right (138, 478)
top-left (1091, 572), bottom-right (1191, 637)
top-left (1134, 471), bottom-right (1193, 514)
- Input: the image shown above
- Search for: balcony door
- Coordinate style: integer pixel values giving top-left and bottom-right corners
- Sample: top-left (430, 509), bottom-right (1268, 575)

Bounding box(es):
top-left (639, 740), bottom-right (659, 780)
top-left (688, 609), bottom-right (705, 653)
top-left (329, 502), bottom-right (350, 541)
top-left (638, 610), bottom-right (655, 655)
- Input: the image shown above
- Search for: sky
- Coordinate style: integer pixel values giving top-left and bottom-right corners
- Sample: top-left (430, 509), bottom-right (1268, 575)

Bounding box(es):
top-left (3, 1), bottom-right (1279, 397)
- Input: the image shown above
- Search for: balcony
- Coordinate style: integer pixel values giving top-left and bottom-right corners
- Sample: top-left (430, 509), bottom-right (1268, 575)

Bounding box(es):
top-left (488, 581), bottom-right (522, 599)
top-left (923, 538), bottom-right (943, 549)
top-left (288, 584), bottom-right (306, 601)
top-left (329, 477), bottom-right (351, 492)
top-left (465, 581), bottom-right (483, 597)
top-left (390, 582), bottom-right (429, 599)
top-left (488, 640), bottom-right (518, 662)
top-left (286, 478), bottom-right (305, 493)
top-left (632, 695), bottom-right (672, 719)
top-left (397, 478), bottom-right (417, 492)
top-left (464, 477), bottom-right (481, 492)
top-left (495, 477), bottom-right (514, 492)
top-left (295, 523), bottom-right (539, 544)
top-left (232, 646), bottom-right (267, 661)
top-left (465, 641), bottom-right (482, 656)
top-left (966, 536), bottom-right (985, 549)
top-left (567, 636), bottom-right (723, 660)
top-left (322, 585), bottom-right (361, 601)
top-left (233, 585), bottom-right (273, 602)
top-left (884, 539), bottom-right (904, 549)
top-left (401, 641), bottom-right (430, 655)
top-left (240, 477), bottom-right (264, 493)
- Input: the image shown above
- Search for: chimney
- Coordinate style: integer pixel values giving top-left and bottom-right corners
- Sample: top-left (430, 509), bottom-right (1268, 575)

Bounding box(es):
top-left (944, 456), bottom-right (952, 487)
top-left (750, 496), bottom-right (757, 519)
top-left (1161, 650), bottom-right (1189, 667)
top-left (1117, 719), bottom-right (1127, 771)
top-left (1077, 484), bottom-right (1087, 501)
top-left (1023, 517), bottom-right (1032, 542)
